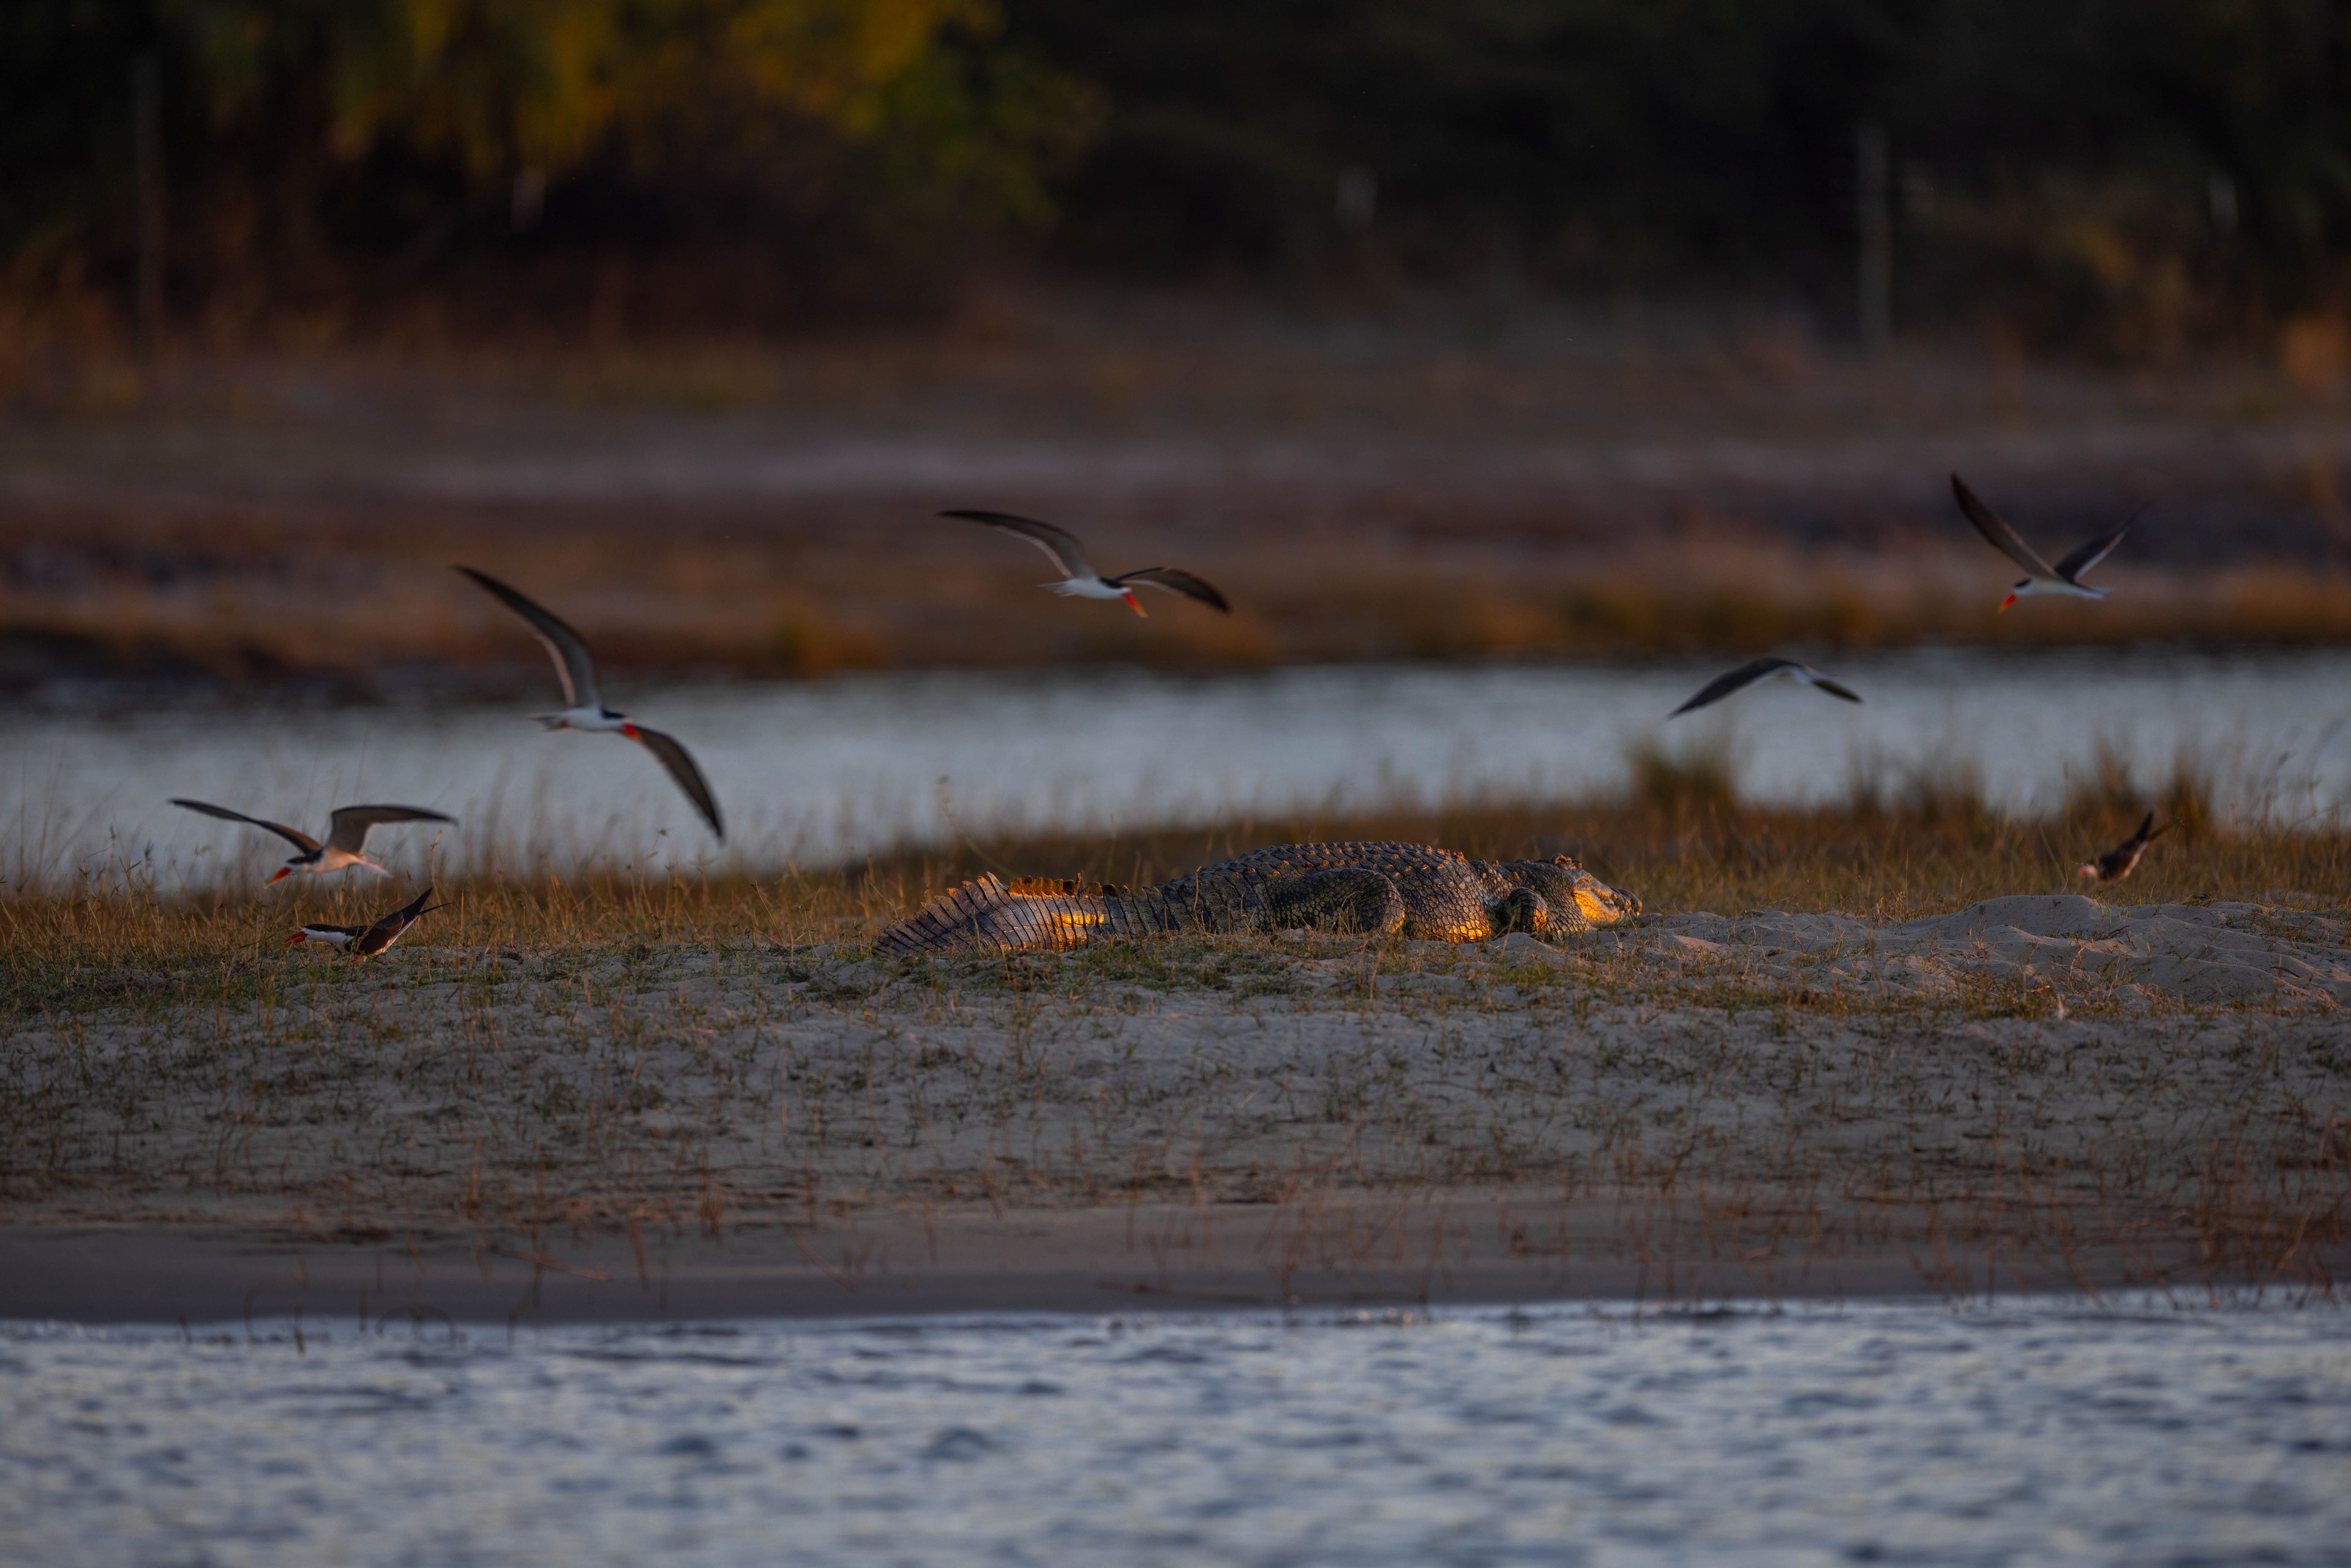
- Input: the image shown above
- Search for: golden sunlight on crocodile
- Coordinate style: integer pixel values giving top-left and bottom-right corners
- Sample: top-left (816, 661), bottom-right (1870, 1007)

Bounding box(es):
top-left (875, 842), bottom-right (1641, 957)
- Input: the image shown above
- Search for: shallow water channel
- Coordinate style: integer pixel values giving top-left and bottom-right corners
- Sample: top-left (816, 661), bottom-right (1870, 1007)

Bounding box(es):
top-left (3, 1296), bottom-right (2347, 1566)
top-left (9, 647), bottom-right (2350, 888)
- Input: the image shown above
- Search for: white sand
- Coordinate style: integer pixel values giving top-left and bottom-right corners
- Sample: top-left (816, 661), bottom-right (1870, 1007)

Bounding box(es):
top-left (1576, 895), bottom-right (2351, 1008)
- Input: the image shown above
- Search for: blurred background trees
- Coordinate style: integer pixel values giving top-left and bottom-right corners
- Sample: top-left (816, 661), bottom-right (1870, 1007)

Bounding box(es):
top-left (2, 0), bottom-right (1101, 337)
top-left (4, 0), bottom-right (2350, 353)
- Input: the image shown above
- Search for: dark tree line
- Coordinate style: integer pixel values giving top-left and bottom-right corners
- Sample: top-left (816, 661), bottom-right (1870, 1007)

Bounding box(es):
top-left (6, 1), bottom-right (2349, 347)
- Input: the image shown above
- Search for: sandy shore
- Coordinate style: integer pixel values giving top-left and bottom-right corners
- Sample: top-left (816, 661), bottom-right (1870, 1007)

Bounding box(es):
top-left (4, 895), bottom-right (2345, 1319)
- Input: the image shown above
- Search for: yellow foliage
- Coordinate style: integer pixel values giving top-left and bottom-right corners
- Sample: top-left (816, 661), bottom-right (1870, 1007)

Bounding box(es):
top-left (723, 0), bottom-right (992, 133)
top-left (188, 0), bottom-right (1002, 178)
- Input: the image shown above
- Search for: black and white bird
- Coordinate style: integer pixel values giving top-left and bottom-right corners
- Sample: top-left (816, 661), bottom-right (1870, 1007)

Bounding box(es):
top-left (2079, 811), bottom-right (2170, 884)
top-left (287, 885), bottom-right (443, 956)
top-left (456, 567), bottom-right (724, 839)
top-left (1951, 474), bottom-right (2138, 612)
top-left (944, 510), bottom-right (1231, 618)
top-left (171, 799), bottom-right (453, 883)
top-left (1669, 657), bottom-right (1863, 718)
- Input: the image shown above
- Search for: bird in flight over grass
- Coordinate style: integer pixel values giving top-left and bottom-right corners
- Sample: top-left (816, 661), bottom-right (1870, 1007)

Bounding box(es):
top-left (2079, 811), bottom-right (2170, 884)
top-left (171, 799), bottom-right (453, 883)
top-left (945, 510), bottom-right (1232, 618)
top-left (287, 885), bottom-right (443, 956)
top-left (455, 566), bottom-right (724, 840)
top-left (1951, 474), bottom-right (2139, 612)
top-left (1669, 657), bottom-right (1862, 718)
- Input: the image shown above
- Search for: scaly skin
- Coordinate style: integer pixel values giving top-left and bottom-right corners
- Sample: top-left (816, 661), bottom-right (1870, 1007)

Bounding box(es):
top-left (874, 841), bottom-right (1641, 956)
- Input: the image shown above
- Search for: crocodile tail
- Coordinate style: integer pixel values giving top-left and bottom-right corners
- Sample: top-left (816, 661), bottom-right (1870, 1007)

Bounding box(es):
top-left (875, 874), bottom-right (1142, 955)
top-left (874, 874), bottom-right (1019, 956)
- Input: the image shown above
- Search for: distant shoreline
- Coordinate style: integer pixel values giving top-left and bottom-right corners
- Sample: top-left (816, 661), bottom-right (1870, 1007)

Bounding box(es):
top-left (5, 1206), bottom-right (2328, 1327)
top-left (8, 342), bottom-right (2351, 697)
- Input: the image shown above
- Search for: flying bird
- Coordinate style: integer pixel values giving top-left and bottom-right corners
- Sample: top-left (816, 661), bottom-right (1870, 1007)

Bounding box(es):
top-left (171, 799), bottom-right (453, 883)
top-left (456, 567), bottom-right (724, 839)
top-left (1951, 474), bottom-right (2138, 611)
top-left (1669, 657), bottom-right (1863, 718)
top-left (287, 885), bottom-right (443, 957)
top-left (2079, 811), bottom-right (2170, 884)
top-left (944, 510), bottom-right (1231, 618)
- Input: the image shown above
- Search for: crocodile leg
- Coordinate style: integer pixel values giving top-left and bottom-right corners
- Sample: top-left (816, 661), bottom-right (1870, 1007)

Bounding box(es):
top-left (1258, 868), bottom-right (1408, 936)
top-left (1490, 886), bottom-right (1550, 936)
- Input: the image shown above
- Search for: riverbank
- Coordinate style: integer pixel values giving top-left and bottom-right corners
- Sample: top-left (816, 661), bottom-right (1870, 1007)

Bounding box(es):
top-left (5, 877), bottom-right (2344, 1320)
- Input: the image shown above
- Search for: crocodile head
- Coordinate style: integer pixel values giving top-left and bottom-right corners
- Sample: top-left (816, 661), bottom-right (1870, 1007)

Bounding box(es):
top-left (1500, 856), bottom-right (1642, 930)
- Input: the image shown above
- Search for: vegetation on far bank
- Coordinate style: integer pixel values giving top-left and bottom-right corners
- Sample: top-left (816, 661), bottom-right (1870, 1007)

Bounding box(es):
top-left (8, 2), bottom-right (2351, 358)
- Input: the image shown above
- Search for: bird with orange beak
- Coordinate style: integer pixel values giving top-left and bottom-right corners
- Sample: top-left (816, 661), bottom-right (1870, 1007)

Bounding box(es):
top-left (945, 509), bottom-right (1232, 619)
top-left (287, 887), bottom-right (443, 957)
top-left (172, 799), bottom-right (454, 884)
top-left (1950, 474), bottom-right (2139, 612)
top-left (453, 567), bottom-right (725, 839)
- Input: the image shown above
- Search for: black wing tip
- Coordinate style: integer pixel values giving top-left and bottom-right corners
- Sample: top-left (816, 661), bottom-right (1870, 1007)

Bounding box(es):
top-left (452, 563), bottom-right (525, 602)
top-left (629, 726), bottom-right (726, 839)
top-left (452, 564), bottom-right (538, 605)
top-left (1949, 473), bottom-right (2000, 523)
top-left (1120, 568), bottom-right (1234, 613)
top-left (170, 797), bottom-right (255, 822)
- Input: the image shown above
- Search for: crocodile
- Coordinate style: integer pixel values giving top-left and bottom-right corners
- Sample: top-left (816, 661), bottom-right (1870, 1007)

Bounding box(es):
top-left (874, 841), bottom-right (1641, 956)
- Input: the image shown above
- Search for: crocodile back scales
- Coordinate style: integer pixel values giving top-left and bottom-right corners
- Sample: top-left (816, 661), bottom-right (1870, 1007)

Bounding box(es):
top-left (873, 841), bottom-right (1640, 956)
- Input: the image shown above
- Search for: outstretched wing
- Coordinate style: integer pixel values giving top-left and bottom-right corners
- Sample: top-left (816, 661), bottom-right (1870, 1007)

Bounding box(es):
top-left (1109, 566), bottom-right (1232, 613)
top-left (455, 566), bottom-right (601, 710)
top-left (628, 726), bottom-right (725, 840)
top-left (1668, 658), bottom-right (1796, 718)
top-left (1950, 475), bottom-right (2057, 580)
top-left (325, 805), bottom-right (456, 855)
top-left (2052, 508), bottom-right (2140, 585)
top-left (386, 884), bottom-right (439, 921)
top-left (1802, 671), bottom-right (1865, 704)
top-left (170, 798), bottom-right (320, 853)
top-left (944, 510), bottom-right (1093, 580)
top-left (355, 887), bottom-right (441, 956)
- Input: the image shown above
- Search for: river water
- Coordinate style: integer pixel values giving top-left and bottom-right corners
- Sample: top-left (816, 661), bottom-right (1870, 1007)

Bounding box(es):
top-left (9, 647), bottom-right (2350, 889)
top-left (2, 1296), bottom-right (2346, 1566)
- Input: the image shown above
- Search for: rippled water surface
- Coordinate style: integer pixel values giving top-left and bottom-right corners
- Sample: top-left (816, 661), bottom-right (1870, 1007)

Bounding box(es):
top-left (4, 1297), bottom-right (2348, 1566)
top-left (10, 647), bottom-right (2351, 887)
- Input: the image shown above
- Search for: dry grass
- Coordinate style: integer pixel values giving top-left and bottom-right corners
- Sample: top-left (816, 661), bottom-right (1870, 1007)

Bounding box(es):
top-left (4, 796), bottom-right (2345, 1008)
